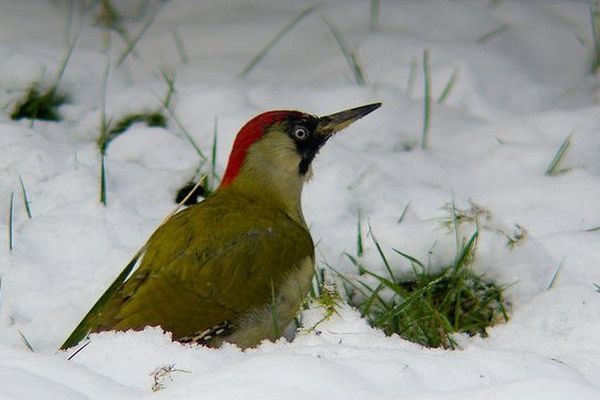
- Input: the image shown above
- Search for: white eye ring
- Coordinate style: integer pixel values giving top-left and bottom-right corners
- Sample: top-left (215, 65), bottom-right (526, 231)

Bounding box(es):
top-left (293, 125), bottom-right (309, 140)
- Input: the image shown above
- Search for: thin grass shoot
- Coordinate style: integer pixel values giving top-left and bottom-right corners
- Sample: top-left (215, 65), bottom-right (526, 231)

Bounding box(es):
top-left (477, 24), bottom-right (509, 44)
top-left (240, 5), bottom-right (316, 77)
top-left (19, 176), bottom-right (32, 219)
top-left (323, 17), bottom-right (366, 86)
top-left (547, 257), bottom-right (564, 290)
top-left (545, 132), bottom-right (572, 176)
top-left (421, 49), bottom-right (431, 149)
top-left (437, 68), bottom-right (458, 104)
top-left (8, 192), bottom-right (14, 251)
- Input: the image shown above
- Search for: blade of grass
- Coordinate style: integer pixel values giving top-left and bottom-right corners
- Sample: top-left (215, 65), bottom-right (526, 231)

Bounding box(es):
top-left (437, 68), bottom-right (458, 104)
top-left (476, 24), bottom-right (509, 44)
top-left (397, 202), bottom-right (410, 223)
top-left (162, 105), bottom-right (206, 161)
top-left (454, 230), bottom-right (478, 270)
top-left (161, 69), bottom-right (176, 109)
top-left (545, 132), bottom-right (572, 176)
top-left (67, 341), bottom-right (91, 360)
top-left (370, 0), bottom-right (380, 32)
top-left (590, 5), bottom-right (600, 72)
top-left (240, 5), bottom-right (316, 77)
top-left (406, 57), bottom-right (418, 96)
top-left (116, 9), bottom-right (160, 66)
top-left (100, 153), bottom-right (107, 206)
top-left (547, 257), bottom-right (564, 290)
top-left (53, 29), bottom-right (80, 92)
top-left (421, 49), bottom-right (431, 149)
top-left (18, 329), bottom-right (35, 352)
top-left (368, 223), bottom-right (395, 280)
top-left (392, 248), bottom-right (425, 270)
top-left (170, 26), bottom-right (189, 64)
top-left (19, 176), bottom-right (32, 219)
top-left (8, 192), bottom-right (14, 251)
top-left (356, 211), bottom-right (364, 257)
top-left (323, 17), bottom-right (366, 86)
top-left (209, 117), bottom-right (219, 191)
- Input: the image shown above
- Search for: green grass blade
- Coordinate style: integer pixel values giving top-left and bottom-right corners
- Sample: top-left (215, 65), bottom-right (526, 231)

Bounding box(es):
top-left (8, 192), bottom-right (14, 251)
top-left (545, 132), bottom-right (572, 176)
top-left (170, 26), bottom-right (189, 64)
top-left (240, 5), bottom-right (316, 77)
top-left (437, 68), bottom-right (458, 104)
top-left (323, 17), bottom-right (366, 86)
top-left (421, 49), bottom-right (431, 149)
top-left (391, 248), bottom-right (425, 269)
top-left (67, 340), bottom-right (91, 360)
top-left (370, 0), bottom-right (380, 32)
top-left (18, 329), bottom-right (35, 352)
top-left (116, 9), bottom-right (160, 66)
top-left (356, 211), bottom-right (364, 257)
top-left (454, 230), bottom-right (478, 270)
top-left (368, 224), bottom-right (395, 280)
top-left (547, 257), bottom-right (564, 290)
top-left (161, 69), bottom-right (176, 109)
top-left (397, 202), bottom-right (410, 223)
top-left (163, 106), bottom-right (206, 161)
top-left (406, 57), bottom-right (418, 96)
top-left (19, 176), bottom-right (32, 219)
top-left (476, 24), bottom-right (509, 44)
top-left (53, 28), bottom-right (80, 91)
top-left (590, 5), bottom-right (600, 72)
top-left (100, 154), bottom-right (107, 206)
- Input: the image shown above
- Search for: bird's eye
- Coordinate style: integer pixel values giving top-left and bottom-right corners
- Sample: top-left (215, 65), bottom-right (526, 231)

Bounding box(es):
top-left (293, 125), bottom-right (309, 140)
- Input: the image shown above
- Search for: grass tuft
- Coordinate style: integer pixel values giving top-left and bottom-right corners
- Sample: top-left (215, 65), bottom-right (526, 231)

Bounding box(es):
top-left (240, 5), bottom-right (316, 78)
top-left (324, 17), bottom-right (366, 86)
top-left (97, 111), bottom-right (167, 154)
top-left (11, 28), bottom-right (78, 123)
top-left (545, 132), bottom-right (572, 176)
top-left (11, 87), bottom-right (68, 122)
top-left (335, 210), bottom-right (508, 349)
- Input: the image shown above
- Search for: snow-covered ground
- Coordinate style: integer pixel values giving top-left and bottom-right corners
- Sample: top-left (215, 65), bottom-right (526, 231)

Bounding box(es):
top-left (1, 0), bottom-right (600, 398)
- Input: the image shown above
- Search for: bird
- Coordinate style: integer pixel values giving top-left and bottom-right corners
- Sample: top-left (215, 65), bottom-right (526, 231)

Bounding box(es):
top-left (61, 102), bottom-right (381, 350)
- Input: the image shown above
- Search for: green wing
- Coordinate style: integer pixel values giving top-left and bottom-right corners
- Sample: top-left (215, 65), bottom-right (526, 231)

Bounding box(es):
top-left (61, 191), bottom-right (313, 349)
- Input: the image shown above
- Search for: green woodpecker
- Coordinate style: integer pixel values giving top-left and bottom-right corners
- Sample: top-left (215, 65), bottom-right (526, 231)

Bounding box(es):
top-left (61, 102), bottom-right (381, 350)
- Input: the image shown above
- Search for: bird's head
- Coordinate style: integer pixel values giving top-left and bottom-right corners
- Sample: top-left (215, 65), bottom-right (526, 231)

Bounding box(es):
top-left (217, 103), bottom-right (381, 217)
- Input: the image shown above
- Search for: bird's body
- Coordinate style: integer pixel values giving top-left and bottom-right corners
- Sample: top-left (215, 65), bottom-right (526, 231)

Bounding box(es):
top-left (61, 103), bottom-right (380, 350)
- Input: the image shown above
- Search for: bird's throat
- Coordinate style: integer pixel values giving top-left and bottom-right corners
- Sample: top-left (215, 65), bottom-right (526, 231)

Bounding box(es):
top-left (225, 132), bottom-right (307, 225)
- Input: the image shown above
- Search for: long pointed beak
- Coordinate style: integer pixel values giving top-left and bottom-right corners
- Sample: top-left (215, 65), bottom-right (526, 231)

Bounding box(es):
top-left (316, 102), bottom-right (382, 137)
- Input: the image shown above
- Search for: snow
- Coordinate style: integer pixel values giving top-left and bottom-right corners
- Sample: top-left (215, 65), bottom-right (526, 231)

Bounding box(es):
top-left (1, 0), bottom-right (600, 398)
